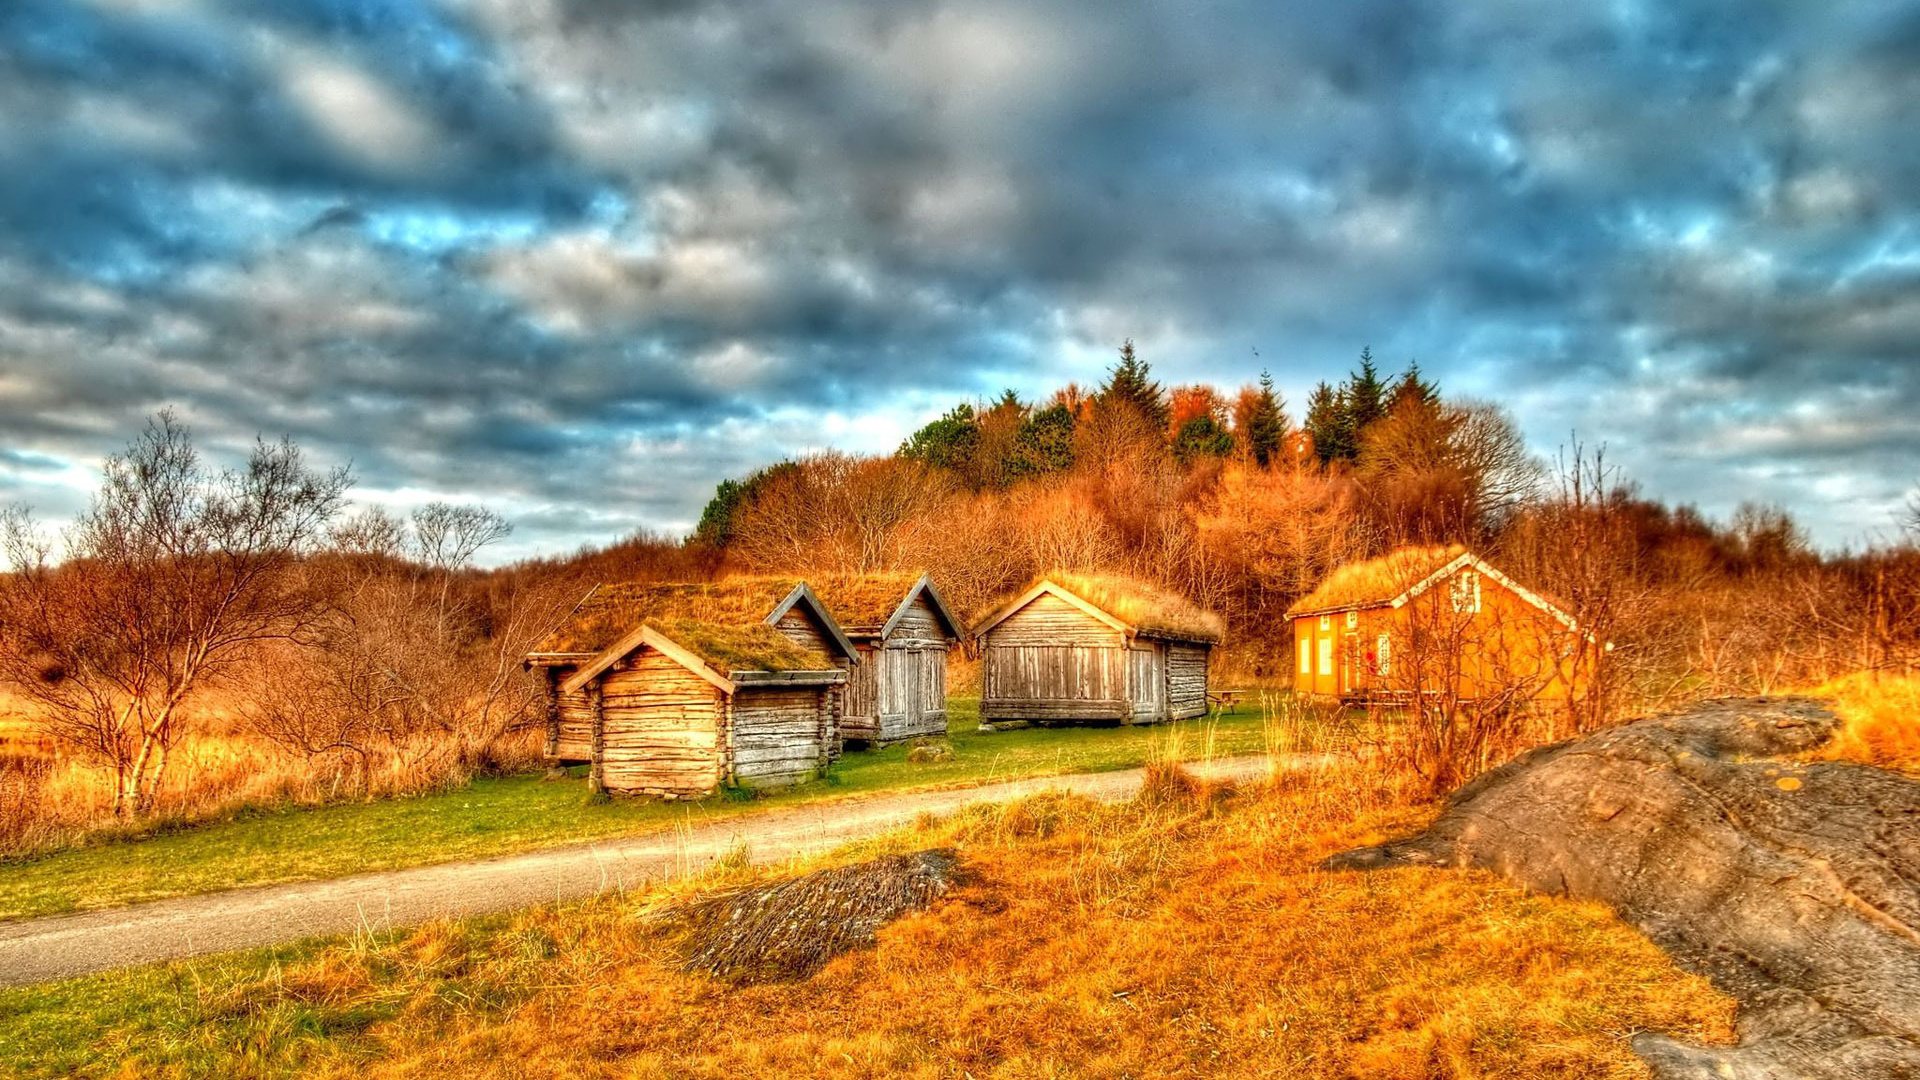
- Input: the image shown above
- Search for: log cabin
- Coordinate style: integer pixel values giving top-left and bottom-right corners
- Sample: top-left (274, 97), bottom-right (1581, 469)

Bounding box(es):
top-left (972, 573), bottom-right (1221, 726)
top-left (1286, 546), bottom-right (1591, 703)
top-left (524, 580), bottom-right (856, 798)
top-left (807, 572), bottom-right (964, 745)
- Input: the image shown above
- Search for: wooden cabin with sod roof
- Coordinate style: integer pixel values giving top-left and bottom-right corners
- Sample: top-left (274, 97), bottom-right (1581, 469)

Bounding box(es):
top-left (524, 580), bottom-right (856, 798)
top-left (971, 574), bottom-right (1221, 726)
top-left (1286, 546), bottom-right (1590, 703)
top-left (807, 572), bottom-right (963, 745)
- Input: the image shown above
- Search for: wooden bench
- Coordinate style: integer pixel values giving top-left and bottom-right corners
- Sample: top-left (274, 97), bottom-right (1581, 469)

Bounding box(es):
top-left (1207, 689), bottom-right (1246, 715)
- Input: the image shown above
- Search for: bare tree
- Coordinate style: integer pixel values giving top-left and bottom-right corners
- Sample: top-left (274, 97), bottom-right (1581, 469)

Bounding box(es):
top-left (1367, 561), bottom-right (1567, 798)
top-left (1517, 443), bottom-right (1640, 731)
top-left (0, 412), bottom-right (349, 816)
top-left (729, 453), bottom-right (953, 574)
top-left (247, 503), bottom-right (562, 794)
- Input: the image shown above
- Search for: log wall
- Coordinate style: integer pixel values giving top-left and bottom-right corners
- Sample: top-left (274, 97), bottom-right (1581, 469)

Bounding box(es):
top-left (596, 650), bottom-right (726, 798)
top-left (732, 685), bottom-right (835, 787)
top-left (554, 672), bottom-right (594, 762)
top-left (1167, 641), bottom-right (1210, 720)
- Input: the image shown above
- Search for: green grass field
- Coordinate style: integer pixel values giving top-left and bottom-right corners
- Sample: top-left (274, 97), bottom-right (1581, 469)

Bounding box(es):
top-left (0, 697), bottom-right (1311, 921)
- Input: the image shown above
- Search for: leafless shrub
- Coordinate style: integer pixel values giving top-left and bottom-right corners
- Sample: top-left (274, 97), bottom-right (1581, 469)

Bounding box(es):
top-left (245, 504), bottom-right (571, 797)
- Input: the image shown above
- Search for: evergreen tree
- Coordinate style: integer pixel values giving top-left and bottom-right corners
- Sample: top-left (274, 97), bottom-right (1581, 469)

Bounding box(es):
top-left (1245, 369), bottom-right (1288, 468)
top-left (694, 461), bottom-right (798, 547)
top-left (1172, 415), bottom-right (1234, 463)
top-left (1347, 346), bottom-right (1387, 434)
top-left (1100, 339), bottom-right (1170, 431)
top-left (1304, 381), bottom-right (1350, 464)
top-left (1388, 360), bottom-right (1440, 413)
top-left (900, 403), bottom-right (979, 471)
top-left (1009, 403), bottom-right (1076, 475)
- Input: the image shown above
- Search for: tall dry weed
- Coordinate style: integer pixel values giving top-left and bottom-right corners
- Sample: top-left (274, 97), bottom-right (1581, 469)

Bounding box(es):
top-left (1808, 671), bottom-right (1920, 773)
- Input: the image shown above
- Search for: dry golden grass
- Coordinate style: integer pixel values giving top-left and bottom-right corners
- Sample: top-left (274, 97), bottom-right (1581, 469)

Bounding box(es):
top-left (0, 689), bottom-right (546, 857)
top-left (1806, 671), bottom-right (1920, 774)
top-left (796, 570), bottom-right (926, 632)
top-left (58, 764), bottom-right (1732, 1080)
top-left (1026, 571), bottom-right (1225, 642)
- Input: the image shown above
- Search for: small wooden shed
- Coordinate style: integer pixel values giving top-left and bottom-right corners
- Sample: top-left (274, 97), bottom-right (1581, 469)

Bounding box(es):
top-left (972, 573), bottom-right (1221, 726)
top-left (1286, 546), bottom-right (1588, 702)
top-left (808, 572), bottom-right (964, 745)
top-left (525, 580), bottom-right (857, 798)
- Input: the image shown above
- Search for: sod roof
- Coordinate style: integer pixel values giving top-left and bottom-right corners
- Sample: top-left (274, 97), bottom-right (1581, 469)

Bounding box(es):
top-left (804, 572), bottom-right (959, 638)
top-left (533, 579), bottom-right (836, 673)
top-left (801, 572), bottom-right (921, 633)
top-left (1284, 545), bottom-right (1469, 617)
top-left (978, 572), bottom-right (1223, 643)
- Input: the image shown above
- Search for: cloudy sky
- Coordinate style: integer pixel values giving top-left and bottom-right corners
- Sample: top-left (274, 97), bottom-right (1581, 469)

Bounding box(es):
top-left (2, 0), bottom-right (1917, 561)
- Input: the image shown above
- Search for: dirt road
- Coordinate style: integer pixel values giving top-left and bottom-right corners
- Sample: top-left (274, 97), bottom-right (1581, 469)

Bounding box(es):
top-left (0, 755), bottom-right (1286, 987)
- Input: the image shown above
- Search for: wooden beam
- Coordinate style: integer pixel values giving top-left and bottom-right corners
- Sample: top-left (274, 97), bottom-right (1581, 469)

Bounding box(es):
top-left (542, 666), bottom-right (560, 758)
top-left (559, 625), bottom-right (737, 696)
top-left (587, 680), bottom-right (605, 795)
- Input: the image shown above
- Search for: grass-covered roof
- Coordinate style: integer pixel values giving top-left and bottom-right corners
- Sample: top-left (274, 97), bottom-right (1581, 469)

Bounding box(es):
top-left (803, 572), bottom-right (922, 633)
top-left (1046, 572), bottom-right (1223, 643)
top-left (1285, 545), bottom-right (1468, 617)
top-left (977, 572), bottom-right (1222, 643)
top-left (533, 579), bottom-right (834, 673)
top-left (804, 572), bottom-right (959, 638)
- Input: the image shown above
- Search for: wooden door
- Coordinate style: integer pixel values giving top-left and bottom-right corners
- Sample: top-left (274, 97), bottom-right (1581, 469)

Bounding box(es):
top-left (902, 648), bottom-right (923, 726)
top-left (881, 648), bottom-right (909, 720)
top-left (1341, 632), bottom-right (1357, 695)
top-left (920, 648), bottom-right (946, 720)
top-left (1128, 645), bottom-right (1165, 721)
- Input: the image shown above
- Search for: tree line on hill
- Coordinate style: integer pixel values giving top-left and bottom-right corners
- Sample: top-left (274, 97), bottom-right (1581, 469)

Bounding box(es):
top-left (691, 341), bottom-right (1920, 712)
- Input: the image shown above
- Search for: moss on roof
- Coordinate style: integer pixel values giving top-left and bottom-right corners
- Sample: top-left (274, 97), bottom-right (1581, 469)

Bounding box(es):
top-left (804, 572), bottom-right (926, 635)
top-left (1284, 545), bottom-right (1469, 617)
top-left (533, 579), bottom-right (834, 673)
top-left (988, 571), bottom-right (1222, 643)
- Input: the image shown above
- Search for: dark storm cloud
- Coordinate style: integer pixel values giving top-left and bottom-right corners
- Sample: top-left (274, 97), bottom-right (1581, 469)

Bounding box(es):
top-left (0, 0), bottom-right (1916, 560)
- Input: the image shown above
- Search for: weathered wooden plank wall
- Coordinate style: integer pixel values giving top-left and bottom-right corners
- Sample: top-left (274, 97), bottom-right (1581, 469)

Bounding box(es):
top-left (554, 676), bottom-right (594, 762)
top-left (981, 595), bottom-right (1127, 722)
top-left (1167, 641), bottom-right (1210, 720)
top-left (842, 642), bottom-right (882, 740)
top-left (1127, 644), bottom-right (1166, 722)
top-left (774, 606), bottom-right (833, 654)
top-left (732, 685), bottom-right (834, 787)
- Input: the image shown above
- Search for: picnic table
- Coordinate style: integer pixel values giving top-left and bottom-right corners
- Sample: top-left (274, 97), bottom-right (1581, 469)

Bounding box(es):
top-left (1207, 688), bottom-right (1246, 715)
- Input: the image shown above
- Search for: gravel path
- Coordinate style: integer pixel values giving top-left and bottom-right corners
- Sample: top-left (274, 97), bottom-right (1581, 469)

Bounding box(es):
top-left (0, 754), bottom-right (1293, 987)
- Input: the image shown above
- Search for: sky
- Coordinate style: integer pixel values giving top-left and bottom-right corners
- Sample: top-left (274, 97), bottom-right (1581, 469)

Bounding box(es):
top-left (1, 0), bottom-right (1917, 563)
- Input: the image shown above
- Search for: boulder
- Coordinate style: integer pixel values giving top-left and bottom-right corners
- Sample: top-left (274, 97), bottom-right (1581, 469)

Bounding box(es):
top-left (1326, 697), bottom-right (1920, 1079)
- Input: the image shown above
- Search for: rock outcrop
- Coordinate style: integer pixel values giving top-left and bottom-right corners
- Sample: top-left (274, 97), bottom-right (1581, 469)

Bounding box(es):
top-left (1327, 697), bottom-right (1920, 1079)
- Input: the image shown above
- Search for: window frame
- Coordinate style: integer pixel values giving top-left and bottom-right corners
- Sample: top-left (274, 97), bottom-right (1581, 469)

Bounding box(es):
top-left (1450, 570), bottom-right (1482, 614)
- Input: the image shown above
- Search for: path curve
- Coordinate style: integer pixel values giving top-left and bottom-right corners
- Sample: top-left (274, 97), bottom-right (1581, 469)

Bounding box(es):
top-left (0, 754), bottom-right (1292, 987)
